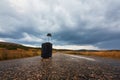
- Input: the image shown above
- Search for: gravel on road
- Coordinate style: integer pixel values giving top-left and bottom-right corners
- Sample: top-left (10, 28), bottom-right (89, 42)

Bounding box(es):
top-left (0, 53), bottom-right (120, 80)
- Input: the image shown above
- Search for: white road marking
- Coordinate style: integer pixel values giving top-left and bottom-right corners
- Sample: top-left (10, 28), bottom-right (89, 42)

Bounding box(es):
top-left (67, 54), bottom-right (96, 61)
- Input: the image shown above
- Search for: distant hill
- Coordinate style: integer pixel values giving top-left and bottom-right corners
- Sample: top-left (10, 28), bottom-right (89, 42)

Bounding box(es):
top-left (77, 49), bottom-right (120, 52)
top-left (0, 42), bottom-right (40, 50)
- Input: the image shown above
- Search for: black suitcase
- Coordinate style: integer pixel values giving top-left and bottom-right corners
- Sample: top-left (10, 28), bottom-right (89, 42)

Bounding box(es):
top-left (41, 42), bottom-right (52, 58)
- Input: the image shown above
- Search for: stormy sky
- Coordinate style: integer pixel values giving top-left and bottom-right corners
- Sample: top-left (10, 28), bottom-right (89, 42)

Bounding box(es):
top-left (0, 0), bottom-right (120, 50)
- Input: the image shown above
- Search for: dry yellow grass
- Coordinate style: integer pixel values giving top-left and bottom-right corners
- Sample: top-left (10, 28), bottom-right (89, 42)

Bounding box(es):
top-left (62, 50), bottom-right (120, 59)
top-left (0, 48), bottom-right (41, 60)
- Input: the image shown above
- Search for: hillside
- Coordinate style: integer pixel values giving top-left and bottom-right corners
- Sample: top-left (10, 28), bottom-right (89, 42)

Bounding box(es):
top-left (0, 42), bottom-right (40, 50)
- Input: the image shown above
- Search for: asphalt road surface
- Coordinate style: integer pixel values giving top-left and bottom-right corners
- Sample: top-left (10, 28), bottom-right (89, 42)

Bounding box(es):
top-left (0, 53), bottom-right (120, 80)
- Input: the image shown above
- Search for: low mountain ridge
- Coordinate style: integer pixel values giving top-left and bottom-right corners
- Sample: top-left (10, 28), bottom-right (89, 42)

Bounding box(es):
top-left (0, 41), bottom-right (39, 50)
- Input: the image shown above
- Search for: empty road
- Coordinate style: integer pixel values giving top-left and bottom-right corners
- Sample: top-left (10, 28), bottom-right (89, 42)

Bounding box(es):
top-left (0, 53), bottom-right (120, 80)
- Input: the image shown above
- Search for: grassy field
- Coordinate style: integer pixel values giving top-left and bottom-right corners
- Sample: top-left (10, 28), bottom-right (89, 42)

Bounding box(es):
top-left (60, 50), bottom-right (120, 59)
top-left (0, 48), bottom-right (41, 60)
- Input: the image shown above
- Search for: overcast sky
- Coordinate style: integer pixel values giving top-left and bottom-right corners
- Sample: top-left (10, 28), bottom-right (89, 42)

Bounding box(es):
top-left (0, 0), bottom-right (120, 50)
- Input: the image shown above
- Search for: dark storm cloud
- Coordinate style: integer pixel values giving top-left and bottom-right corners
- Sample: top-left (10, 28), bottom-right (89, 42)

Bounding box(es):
top-left (95, 39), bottom-right (120, 50)
top-left (53, 27), bottom-right (120, 45)
top-left (0, 0), bottom-right (120, 49)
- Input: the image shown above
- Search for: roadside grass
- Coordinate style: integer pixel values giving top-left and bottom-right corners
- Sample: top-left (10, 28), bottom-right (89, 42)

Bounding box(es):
top-left (0, 48), bottom-right (41, 60)
top-left (61, 50), bottom-right (120, 59)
